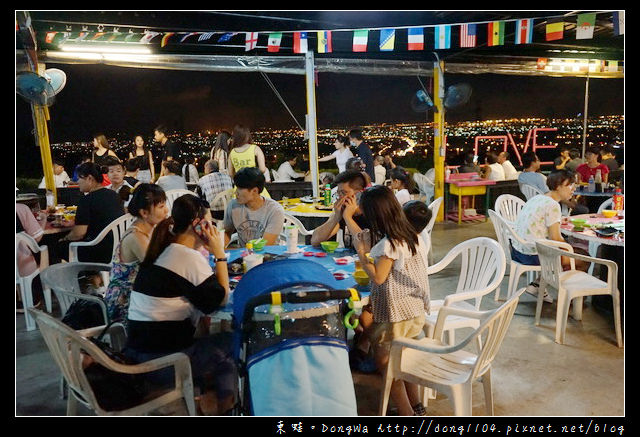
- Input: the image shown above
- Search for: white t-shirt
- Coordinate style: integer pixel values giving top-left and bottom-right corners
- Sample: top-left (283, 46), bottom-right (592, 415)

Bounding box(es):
top-left (501, 160), bottom-right (518, 180)
top-left (488, 163), bottom-right (506, 181)
top-left (512, 194), bottom-right (562, 255)
top-left (38, 171), bottom-right (70, 188)
top-left (395, 188), bottom-right (411, 206)
top-left (374, 164), bottom-right (386, 185)
top-left (277, 161), bottom-right (304, 181)
top-left (333, 148), bottom-right (354, 173)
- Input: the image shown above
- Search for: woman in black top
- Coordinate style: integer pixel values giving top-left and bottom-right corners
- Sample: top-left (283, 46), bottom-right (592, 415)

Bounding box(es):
top-left (91, 133), bottom-right (118, 174)
top-left (129, 135), bottom-right (155, 183)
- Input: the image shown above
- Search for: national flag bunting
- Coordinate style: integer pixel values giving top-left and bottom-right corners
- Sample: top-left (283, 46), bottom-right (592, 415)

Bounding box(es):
top-left (245, 32), bottom-right (258, 51)
top-left (546, 18), bottom-right (564, 41)
top-left (407, 28), bottom-right (424, 50)
top-left (180, 32), bottom-right (198, 43)
top-left (139, 31), bottom-right (159, 44)
top-left (379, 28), bottom-right (395, 51)
top-left (217, 32), bottom-right (234, 42)
top-left (267, 32), bottom-right (282, 52)
top-left (487, 21), bottom-right (505, 46)
top-left (45, 31), bottom-right (57, 44)
top-left (353, 29), bottom-right (368, 52)
top-left (91, 32), bottom-right (105, 40)
top-left (434, 25), bottom-right (451, 49)
top-left (613, 11), bottom-right (624, 36)
top-left (293, 32), bottom-right (308, 53)
top-left (317, 31), bottom-right (332, 53)
top-left (607, 60), bottom-right (619, 72)
top-left (459, 23), bottom-right (477, 47)
top-left (515, 19), bottom-right (533, 44)
top-left (576, 13), bottom-right (596, 40)
top-left (161, 32), bottom-right (175, 47)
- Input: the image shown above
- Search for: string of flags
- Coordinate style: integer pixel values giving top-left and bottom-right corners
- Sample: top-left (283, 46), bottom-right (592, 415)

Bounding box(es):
top-left (40, 11), bottom-right (624, 54)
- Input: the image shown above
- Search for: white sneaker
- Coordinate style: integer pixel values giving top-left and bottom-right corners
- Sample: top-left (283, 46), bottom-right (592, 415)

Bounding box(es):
top-left (525, 282), bottom-right (553, 303)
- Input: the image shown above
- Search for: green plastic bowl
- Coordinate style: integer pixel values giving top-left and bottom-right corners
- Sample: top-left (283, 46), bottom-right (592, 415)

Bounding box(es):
top-left (321, 241), bottom-right (339, 253)
top-left (570, 218), bottom-right (587, 226)
top-left (248, 238), bottom-right (267, 252)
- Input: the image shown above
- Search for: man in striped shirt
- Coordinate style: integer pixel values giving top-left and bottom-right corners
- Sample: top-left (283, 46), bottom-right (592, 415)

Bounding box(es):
top-left (197, 159), bottom-right (233, 221)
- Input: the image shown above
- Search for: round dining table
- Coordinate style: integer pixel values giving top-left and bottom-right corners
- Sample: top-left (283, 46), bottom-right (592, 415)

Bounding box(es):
top-left (279, 197), bottom-right (333, 218)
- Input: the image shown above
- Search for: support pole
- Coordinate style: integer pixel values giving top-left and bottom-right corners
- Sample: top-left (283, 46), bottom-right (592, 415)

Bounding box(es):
top-left (433, 60), bottom-right (446, 222)
top-left (305, 51), bottom-right (319, 198)
top-left (581, 73), bottom-right (590, 159)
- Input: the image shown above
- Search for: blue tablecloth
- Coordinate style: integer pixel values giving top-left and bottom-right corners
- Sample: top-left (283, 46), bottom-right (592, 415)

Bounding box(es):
top-left (210, 245), bottom-right (370, 318)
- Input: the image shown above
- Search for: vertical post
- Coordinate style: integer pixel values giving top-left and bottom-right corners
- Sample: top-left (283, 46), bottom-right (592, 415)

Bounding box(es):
top-left (581, 74), bottom-right (590, 159)
top-left (305, 51), bottom-right (319, 198)
top-left (33, 62), bottom-right (57, 205)
top-left (433, 60), bottom-right (446, 222)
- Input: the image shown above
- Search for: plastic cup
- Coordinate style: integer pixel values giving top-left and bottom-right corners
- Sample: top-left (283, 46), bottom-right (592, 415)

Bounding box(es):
top-left (243, 253), bottom-right (264, 272)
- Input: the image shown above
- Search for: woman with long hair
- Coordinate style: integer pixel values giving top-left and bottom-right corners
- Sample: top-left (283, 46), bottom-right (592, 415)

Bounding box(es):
top-left (318, 134), bottom-right (354, 173)
top-left (128, 135), bottom-right (155, 183)
top-left (91, 133), bottom-right (118, 173)
top-left (349, 184), bottom-right (430, 416)
top-left (210, 130), bottom-right (231, 174)
top-left (227, 125), bottom-right (267, 178)
top-left (124, 194), bottom-right (234, 415)
top-left (104, 184), bottom-right (168, 329)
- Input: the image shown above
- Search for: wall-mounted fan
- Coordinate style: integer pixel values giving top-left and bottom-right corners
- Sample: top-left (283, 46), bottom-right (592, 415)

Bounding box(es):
top-left (411, 82), bottom-right (472, 114)
top-left (16, 68), bottom-right (67, 106)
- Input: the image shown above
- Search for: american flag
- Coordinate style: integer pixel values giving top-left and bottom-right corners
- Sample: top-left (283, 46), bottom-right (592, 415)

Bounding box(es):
top-left (459, 23), bottom-right (477, 48)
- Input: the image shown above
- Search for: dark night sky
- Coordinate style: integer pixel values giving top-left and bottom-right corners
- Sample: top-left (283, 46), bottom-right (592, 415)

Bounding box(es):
top-left (16, 62), bottom-right (624, 144)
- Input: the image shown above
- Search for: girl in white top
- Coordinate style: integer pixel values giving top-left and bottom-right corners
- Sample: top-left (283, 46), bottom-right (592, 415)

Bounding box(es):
top-left (318, 135), bottom-right (353, 173)
top-left (389, 166), bottom-right (414, 206)
top-left (350, 185), bottom-right (430, 416)
top-left (210, 130), bottom-right (231, 174)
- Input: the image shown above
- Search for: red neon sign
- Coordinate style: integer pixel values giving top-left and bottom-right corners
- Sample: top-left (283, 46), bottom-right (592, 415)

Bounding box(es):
top-left (472, 128), bottom-right (558, 166)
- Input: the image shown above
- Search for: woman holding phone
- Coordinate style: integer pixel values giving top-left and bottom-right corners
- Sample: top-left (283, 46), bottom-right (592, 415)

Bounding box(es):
top-left (124, 194), bottom-right (235, 415)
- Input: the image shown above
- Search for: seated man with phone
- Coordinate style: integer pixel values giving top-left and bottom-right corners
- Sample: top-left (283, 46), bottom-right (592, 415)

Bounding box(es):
top-left (311, 170), bottom-right (371, 249)
top-left (223, 167), bottom-right (285, 248)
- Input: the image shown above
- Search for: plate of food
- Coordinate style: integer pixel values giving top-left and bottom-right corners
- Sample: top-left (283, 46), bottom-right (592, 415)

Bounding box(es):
top-left (300, 196), bottom-right (315, 203)
top-left (593, 227), bottom-right (619, 238)
top-left (314, 204), bottom-right (333, 210)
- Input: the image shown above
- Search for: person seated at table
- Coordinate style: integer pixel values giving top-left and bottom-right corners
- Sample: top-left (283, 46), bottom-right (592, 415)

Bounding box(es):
top-left (197, 159), bottom-right (233, 221)
top-left (403, 199), bottom-right (433, 253)
top-left (389, 167), bottom-right (414, 206)
top-left (311, 170), bottom-right (371, 249)
top-left (124, 194), bottom-right (234, 415)
top-left (512, 169), bottom-right (590, 302)
top-left (374, 155), bottom-right (387, 185)
top-left (56, 162), bottom-right (125, 264)
top-left (345, 157), bottom-right (372, 187)
top-left (123, 157), bottom-right (142, 189)
top-left (16, 202), bottom-right (45, 311)
top-left (458, 151), bottom-right (481, 175)
top-left (498, 151), bottom-right (518, 180)
top-left (276, 153), bottom-right (307, 182)
top-left (353, 185), bottom-right (430, 416)
top-left (575, 146), bottom-right (609, 184)
top-left (104, 156), bottom-right (134, 208)
top-left (156, 159), bottom-right (188, 192)
top-left (38, 158), bottom-right (70, 188)
top-left (72, 155), bottom-right (92, 182)
top-left (565, 148), bottom-right (584, 172)
top-left (223, 167), bottom-right (284, 248)
top-left (518, 152), bottom-right (548, 193)
top-left (599, 145), bottom-right (619, 173)
top-left (553, 146), bottom-right (572, 170)
top-left (103, 184), bottom-right (169, 330)
top-left (480, 150), bottom-right (505, 181)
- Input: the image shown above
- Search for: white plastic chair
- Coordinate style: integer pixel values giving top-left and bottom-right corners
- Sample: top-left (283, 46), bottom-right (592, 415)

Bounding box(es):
top-left (534, 240), bottom-right (622, 347)
top-left (29, 308), bottom-right (197, 416)
top-left (413, 173), bottom-right (435, 204)
top-left (210, 188), bottom-right (233, 227)
top-left (494, 194), bottom-right (525, 226)
top-left (40, 262), bottom-right (112, 325)
top-left (587, 198), bottom-right (615, 275)
top-left (165, 189), bottom-right (197, 213)
top-left (16, 232), bottom-right (52, 331)
top-left (69, 214), bottom-right (135, 263)
top-left (488, 210), bottom-right (540, 302)
top-left (379, 290), bottom-right (523, 416)
top-left (281, 213), bottom-right (314, 242)
top-left (519, 183), bottom-right (543, 201)
top-left (424, 237), bottom-right (506, 346)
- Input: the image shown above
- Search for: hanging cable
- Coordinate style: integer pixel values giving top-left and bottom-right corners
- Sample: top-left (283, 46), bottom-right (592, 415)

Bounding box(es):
top-left (260, 71), bottom-right (305, 132)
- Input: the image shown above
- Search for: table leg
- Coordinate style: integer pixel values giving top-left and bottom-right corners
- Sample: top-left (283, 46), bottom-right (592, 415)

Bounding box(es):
top-left (458, 193), bottom-right (462, 225)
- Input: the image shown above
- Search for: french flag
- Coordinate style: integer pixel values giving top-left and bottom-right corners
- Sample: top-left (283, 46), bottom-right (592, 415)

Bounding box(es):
top-left (407, 28), bottom-right (424, 50)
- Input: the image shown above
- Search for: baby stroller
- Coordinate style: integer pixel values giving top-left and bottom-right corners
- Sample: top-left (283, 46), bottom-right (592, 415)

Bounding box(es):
top-left (232, 259), bottom-right (361, 416)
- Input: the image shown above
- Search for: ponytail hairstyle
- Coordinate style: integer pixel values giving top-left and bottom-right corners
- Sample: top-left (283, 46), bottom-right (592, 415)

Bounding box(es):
top-left (143, 194), bottom-right (210, 266)
top-left (127, 184), bottom-right (167, 218)
top-left (359, 185), bottom-right (419, 256)
top-left (231, 125), bottom-right (252, 149)
top-left (389, 166), bottom-right (414, 192)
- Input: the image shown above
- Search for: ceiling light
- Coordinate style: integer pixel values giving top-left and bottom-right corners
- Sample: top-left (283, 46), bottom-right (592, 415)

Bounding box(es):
top-left (59, 43), bottom-right (152, 54)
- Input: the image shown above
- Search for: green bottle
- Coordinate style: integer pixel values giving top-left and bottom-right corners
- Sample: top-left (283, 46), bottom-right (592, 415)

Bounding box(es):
top-left (324, 184), bottom-right (331, 206)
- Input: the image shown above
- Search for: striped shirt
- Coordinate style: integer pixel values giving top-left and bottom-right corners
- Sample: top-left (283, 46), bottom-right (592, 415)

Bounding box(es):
top-left (126, 244), bottom-right (226, 353)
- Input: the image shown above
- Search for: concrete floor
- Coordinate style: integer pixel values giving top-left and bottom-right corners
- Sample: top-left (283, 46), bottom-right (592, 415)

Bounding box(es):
top-left (15, 220), bottom-right (624, 416)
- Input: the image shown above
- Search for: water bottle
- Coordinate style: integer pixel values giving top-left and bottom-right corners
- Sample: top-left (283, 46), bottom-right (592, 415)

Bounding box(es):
top-left (587, 175), bottom-right (595, 193)
top-left (594, 169), bottom-right (602, 193)
top-left (323, 183), bottom-right (331, 206)
top-left (445, 167), bottom-right (451, 181)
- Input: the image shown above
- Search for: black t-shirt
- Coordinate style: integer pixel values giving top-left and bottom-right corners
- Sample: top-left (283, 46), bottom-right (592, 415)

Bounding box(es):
top-left (339, 213), bottom-right (371, 249)
top-left (357, 142), bottom-right (375, 181)
top-left (74, 188), bottom-right (125, 263)
top-left (163, 140), bottom-right (181, 163)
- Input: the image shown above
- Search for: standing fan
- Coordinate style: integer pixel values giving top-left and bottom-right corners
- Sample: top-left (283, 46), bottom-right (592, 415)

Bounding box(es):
top-left (16, 68), bottom-right (67, 106)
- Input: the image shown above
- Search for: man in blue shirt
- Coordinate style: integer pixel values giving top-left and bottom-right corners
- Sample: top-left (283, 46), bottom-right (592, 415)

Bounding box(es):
top-left (518, 152), bottom-right (549, 194)
top-left (348, 128), bottom-right (375, 183)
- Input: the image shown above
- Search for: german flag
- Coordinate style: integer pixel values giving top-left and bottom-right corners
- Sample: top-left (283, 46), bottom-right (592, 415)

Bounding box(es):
top-left (546, 18), bottom-right (564, 41)
top-left (487, 21), bottom-right (505, 46)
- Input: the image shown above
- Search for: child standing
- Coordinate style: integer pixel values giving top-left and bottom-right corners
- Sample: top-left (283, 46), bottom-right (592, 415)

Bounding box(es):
top-left (347, 185), bottom-right (430, 416)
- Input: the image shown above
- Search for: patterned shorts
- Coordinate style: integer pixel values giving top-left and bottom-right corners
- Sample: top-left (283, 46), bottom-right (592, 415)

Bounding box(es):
top-left (368, 315), bottom-right (426, 355)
